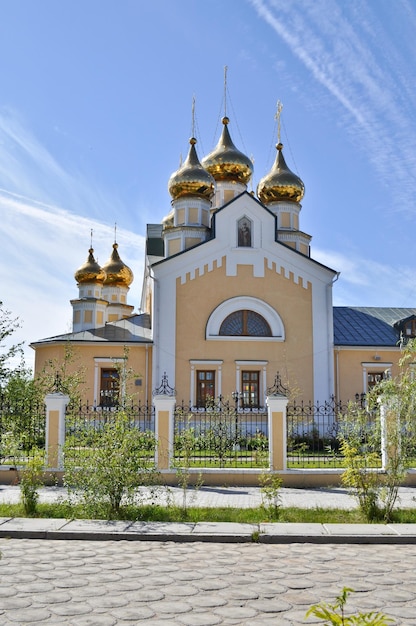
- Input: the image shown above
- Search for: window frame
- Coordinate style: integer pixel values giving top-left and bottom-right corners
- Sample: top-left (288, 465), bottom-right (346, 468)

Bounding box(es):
top-left (241, 370), bottom-right (260, 408)
top-left (219, 309), bottom-right (272, 337)
top-left (99, 368), bottom-right (119, 408)
top-left (196, 370), bottom-right (216, 408)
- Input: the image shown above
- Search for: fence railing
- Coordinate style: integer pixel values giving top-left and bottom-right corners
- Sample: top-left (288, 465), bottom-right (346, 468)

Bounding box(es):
top-left (4, 389), bottom-right (411, 478)
top-left (286, 397), bottom-right (348, 469)
top-left (0, 395), bottom-right (45, 464)
top-left (174, 400), bottom-right (269, 468)
top-left (64, 401), bottom-right (155, 465)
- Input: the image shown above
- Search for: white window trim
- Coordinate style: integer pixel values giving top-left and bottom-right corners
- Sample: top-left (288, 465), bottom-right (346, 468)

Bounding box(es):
top-left (361, 362), bottom-right (392, 394)
top-left (94, 357), bottom-right (126, 407)
top-left (190, 360), bottom-right (223, 405)
top-left (206, 296), bottom-right (285, 341)
top-left (235, 361), bottom-right (268, 409)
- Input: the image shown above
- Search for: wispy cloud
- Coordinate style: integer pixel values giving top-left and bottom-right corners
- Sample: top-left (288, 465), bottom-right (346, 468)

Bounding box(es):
top-left (314, 247), bottom-right (416, 308)
top-left (249, 0), bottom-right (416, 214)
top-left (0, 111), bottom-right (145, 370)
top-left (0, 108), bottom-right (129, 226)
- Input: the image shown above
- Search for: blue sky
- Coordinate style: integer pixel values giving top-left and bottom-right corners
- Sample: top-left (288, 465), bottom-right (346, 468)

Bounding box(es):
top-left (1, 0), bottom-right (416, 369)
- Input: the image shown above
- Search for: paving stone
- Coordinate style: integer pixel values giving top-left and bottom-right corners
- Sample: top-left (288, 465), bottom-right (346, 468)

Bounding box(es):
top-left (226, 588), bottom-right (260, 600)
top-left (87, 595), bottom-right (129, 609)
top-left (34, 592), bottom-right (72, 604)
top-left (8, 608), bottom-right (52, 622)
top-left (213, 605), bottom-right (259, 619)
top-left (190, 594), bottom-right (228, 608)
top-left (0, 598), bottom-right (32, 610)
top-left (55, 577), bottom-right (91, 588)
top-left (282, 577), bottom-right (316, 590)
top-left (131, 588), bottom-right (165, 602)
top-left (75, 617), bottom-right (117, 626)
top-left (163, 584), bottom-right (200, 597)
top-left (178, 613), bottom-right (223, 625)
top-left (247, 599), bottom-right (293, 613)
top-left (111, 606), bottom-right (156, 620)
top-left (50, 603), bottom-right (93, 616)
top-left (149, 600), bottom-right (193, 614)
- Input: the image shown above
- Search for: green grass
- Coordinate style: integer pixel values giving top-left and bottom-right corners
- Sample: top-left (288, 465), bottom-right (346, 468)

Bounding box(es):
top-left (1, 501), bottom-right (416, 524)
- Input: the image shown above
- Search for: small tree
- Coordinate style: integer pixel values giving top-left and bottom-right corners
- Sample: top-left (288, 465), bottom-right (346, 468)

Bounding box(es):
top-left (173, 413), bottom-right (203, 514)
top-left (64, 410), bottom-right (157, 518)
top-left (0, 302), bottom-right (23, 386)
top-left (339, 339), bottom-right (416, 522)
top-left (306, 587), bottom-right (394, 625)
top-left (64, 350), bottom-right (158, 518)
top-left (35, 342), bottom-right (86, 406)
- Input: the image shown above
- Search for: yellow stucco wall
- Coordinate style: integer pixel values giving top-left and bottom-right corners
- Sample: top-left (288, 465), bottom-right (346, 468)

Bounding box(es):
top-left (334, 347), bottom-right (400, 401)
top-left (33, 343), bottom-right (152, 405)
top-left (175, 258), bottom-right (313, 402)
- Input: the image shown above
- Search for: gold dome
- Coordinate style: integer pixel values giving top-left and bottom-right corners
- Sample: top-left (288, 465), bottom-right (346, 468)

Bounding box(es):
top-left (162, 209), bottom-right (174, 229)
top-left (74, 248), bottom-right (105, 284)
top-left (257, 143), bottom-right (305, 204)
top-left (201, 117), bottom-right (253, 185)
top-left (102, 243), bottom-right (133, 287)
top-left (168, 138), bottom-right (215, 201)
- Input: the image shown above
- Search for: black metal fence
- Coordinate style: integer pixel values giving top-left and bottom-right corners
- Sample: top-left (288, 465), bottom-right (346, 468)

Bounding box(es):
top-left (286, 397), bottom-right (348, 468)
top-left (65, 401), bottom-right (155, 465)
top-left (0, 394), bottom-right (45, 464)
top-left (174, 399), bottom-right (269, 468)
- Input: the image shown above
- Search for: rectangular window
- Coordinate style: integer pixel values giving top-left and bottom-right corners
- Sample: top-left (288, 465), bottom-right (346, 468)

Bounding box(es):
top-left (196, 370), bottom-right (215, 407)
top-left (367, 372), bottom-right (384, 390)
top-left (241, 371), bottom-right (260, 408)
top-left (100, 368), bottom-right (119, 407)
top-left (405, 320), bottom-right (416, 337)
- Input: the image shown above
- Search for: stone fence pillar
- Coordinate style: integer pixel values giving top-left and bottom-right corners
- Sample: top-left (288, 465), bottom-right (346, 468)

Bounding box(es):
top-left (379, 397), bottom-right (400, 472)
top-left (266, 394), bottom-right (289, 471)
top-left (153, 394), bottom-right (176, 470)
top-left (45, 392), bottom-right (70, 471)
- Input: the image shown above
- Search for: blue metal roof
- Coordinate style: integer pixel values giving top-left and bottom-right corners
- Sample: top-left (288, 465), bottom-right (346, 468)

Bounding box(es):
top-left (333, 307), bottom-right (416, 346)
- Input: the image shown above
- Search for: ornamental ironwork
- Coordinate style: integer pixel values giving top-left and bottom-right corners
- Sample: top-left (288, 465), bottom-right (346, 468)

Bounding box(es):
top-left (266, 372), bottom-right (289, 397)
top-left (152, 372), bottom-right (176, 397)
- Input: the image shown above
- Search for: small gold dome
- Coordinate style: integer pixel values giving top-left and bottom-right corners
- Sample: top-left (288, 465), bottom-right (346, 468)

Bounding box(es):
top-left (168, 138), bottom-right (215, 201)
top-left (74, 248), bottom-right (105, 284)
top-left (102, 243), bottom-right (133, 287)
top-left (257, 143), bottom-right (305, 204)
top-left (162, 209), bottom-right (174, 229)
top-left (201, 117), bottom-right (253, 185)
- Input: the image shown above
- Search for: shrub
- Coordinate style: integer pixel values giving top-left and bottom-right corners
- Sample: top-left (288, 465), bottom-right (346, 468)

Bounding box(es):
top-left (64, 410), bottom-right (158, 518)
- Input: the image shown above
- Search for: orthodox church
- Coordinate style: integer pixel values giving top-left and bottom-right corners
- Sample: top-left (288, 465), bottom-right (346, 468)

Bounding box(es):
top-left (31, 111), bottom-right (416, 407)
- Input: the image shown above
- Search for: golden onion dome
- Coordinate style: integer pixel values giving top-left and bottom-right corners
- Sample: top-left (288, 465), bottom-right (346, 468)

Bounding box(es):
top-left (74, 248), bottom-right (105, 284)
top-left (201, 117), bottom-right (253, 185)
top-left (257, 143), bottom-right (305, 204)
top-left (162, 209), bottom-right (174, 228)
top-left (168, 138), bottom-right (215, 201)
top-left (102, 243), bottom-right (133, 287)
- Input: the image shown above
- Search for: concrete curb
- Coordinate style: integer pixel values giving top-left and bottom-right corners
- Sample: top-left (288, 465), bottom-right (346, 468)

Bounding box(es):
top-left (1, 517), bottom-right (416, 544)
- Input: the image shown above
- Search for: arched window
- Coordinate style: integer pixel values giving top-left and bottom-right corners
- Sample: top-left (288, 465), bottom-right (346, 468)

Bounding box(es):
top-left (219, 310), bottom-right (271, 336)
top-left (206, 296), bottom-right (285, 342)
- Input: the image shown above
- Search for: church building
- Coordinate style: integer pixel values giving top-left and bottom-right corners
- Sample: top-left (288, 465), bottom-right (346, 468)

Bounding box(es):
top-left (31, 111), bottom-right (416, 407)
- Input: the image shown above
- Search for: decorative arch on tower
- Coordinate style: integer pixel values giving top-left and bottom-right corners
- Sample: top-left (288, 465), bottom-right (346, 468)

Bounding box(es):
top-left (206, 296), bottom-right (285, 342)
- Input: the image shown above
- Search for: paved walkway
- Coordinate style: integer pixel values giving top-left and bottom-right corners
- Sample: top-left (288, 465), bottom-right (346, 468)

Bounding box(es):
top-left (1, 538), bottom-right (416, 625)
top-left (0, 484), bottom-right (415, 544)
top-left (1, 486), bottom-right (416, 624)
top-left (1, 483), bottom-right (416, 510)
